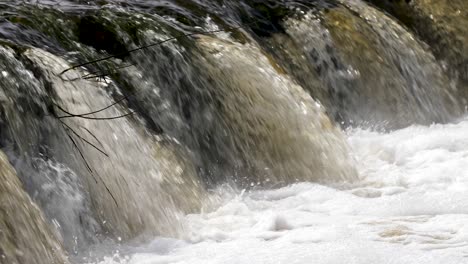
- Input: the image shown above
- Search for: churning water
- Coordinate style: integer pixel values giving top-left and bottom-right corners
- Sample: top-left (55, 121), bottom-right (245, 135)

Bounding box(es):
top-left (82, 117), bottom-right (468, 264)
top-left (0, 0), bottom-right (467, 264)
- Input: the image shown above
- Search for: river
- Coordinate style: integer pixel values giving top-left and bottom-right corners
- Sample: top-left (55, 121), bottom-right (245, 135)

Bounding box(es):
top-left (0, 1), bottom-right (467, 264)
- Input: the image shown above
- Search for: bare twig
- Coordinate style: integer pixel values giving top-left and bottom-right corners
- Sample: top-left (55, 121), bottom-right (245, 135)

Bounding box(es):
top-left (61, 121), bottom-right (118, 207)
top-left (59, 27), bottom-right (239, 75)
top-left (56, 95), bottom-right (130, 119)
top-left (62, 122), bottom-right (95, 175)
top-left (79, 125), bottom-right (106, 149)
top-left (61, 121), bottom-right (109, 157)
top-left (55, 103), bottom-right (136, 120)
top-left (82, 63), bottom-right (136, 80)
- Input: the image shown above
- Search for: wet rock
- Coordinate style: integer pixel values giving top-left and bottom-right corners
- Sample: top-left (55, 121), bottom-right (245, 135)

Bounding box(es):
top-left (77, 15), bottom-right (128, 57)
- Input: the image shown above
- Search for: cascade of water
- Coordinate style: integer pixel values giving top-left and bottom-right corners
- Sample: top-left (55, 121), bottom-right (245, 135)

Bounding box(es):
top-left (192, 35), bottom-right (357, 185)
top-left (0, 1), bottom-right (466, 263)
top-left (365, 0), bottom-right (468, 94)
top-left (24, 48), bottom-right (206, 242)
top-left (0, 150), bottom-right (69, 264)
top-left (111, 20), bottom-right (357, 186)
top-left (271, 0), bottom-right (461, 129)
top-left (0, 45), bottom-right (99, 253)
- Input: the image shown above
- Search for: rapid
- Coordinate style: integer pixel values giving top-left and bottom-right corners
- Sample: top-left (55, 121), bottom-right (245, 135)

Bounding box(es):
top-left (0, 0), bottom-right (467, 264)
top-left (85, 118), bottom-right (468, 264)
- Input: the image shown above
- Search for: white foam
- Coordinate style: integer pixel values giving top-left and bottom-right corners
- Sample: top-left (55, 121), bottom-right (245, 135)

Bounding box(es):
top-left (82, 117), bottom-right (468, 264)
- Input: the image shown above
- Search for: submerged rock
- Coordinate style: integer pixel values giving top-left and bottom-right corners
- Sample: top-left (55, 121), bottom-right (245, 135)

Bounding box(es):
top-left (0, 151), bottom-right (69, 264)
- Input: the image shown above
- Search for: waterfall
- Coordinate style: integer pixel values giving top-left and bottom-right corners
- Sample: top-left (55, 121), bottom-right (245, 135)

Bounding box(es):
top-left (365, 0), bottom-right (468, 93)
top-left (266, 0), bottom-right (461, 128)
top-left (0, 1), bottom-right (467, 263)
top-left (193, 35), bottom-right (357, 185)
top-left (24, 47), bottom-right (206, 242)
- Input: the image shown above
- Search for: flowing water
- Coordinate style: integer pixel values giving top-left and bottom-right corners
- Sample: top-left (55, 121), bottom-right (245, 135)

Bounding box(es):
top-left (0, 0), bottom-right (467, 263)
top-left (86, 118), bottom-right (468, 264)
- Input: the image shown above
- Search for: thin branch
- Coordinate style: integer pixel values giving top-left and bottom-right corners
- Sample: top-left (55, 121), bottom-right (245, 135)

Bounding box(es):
top-left (61, 121), bottom-right (118, 207)
top-left (82, 63), bottom-right (136, 80)
top-left (57, 95), bottom-right (130, 119)
top-left (101, 181), bottom-right (119, 208)
top-left (62, 122), bottom-right (95, 175)
top-left (83, 73), bottom-right (110, 82)
top-left (62, 110), bottom-right (136, 120)
top-left (55, 103), bottom-right (136, 120)
top-left (59, 27), bottom-right (239, 75)
top-left (61, 121), bottom-right (109, 157)
top-left (79, 125), bottom-right (106, 149)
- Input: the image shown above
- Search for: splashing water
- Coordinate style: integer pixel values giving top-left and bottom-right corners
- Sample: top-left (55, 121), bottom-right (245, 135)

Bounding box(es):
top-left (76, 116), bottom-right (468, 264)
top-left (0, 1), bottom-right (467, 264)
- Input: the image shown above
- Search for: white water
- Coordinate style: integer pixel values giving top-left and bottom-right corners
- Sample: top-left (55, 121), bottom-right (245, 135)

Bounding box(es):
top-left (82, 116), bottom-right (468, 264)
